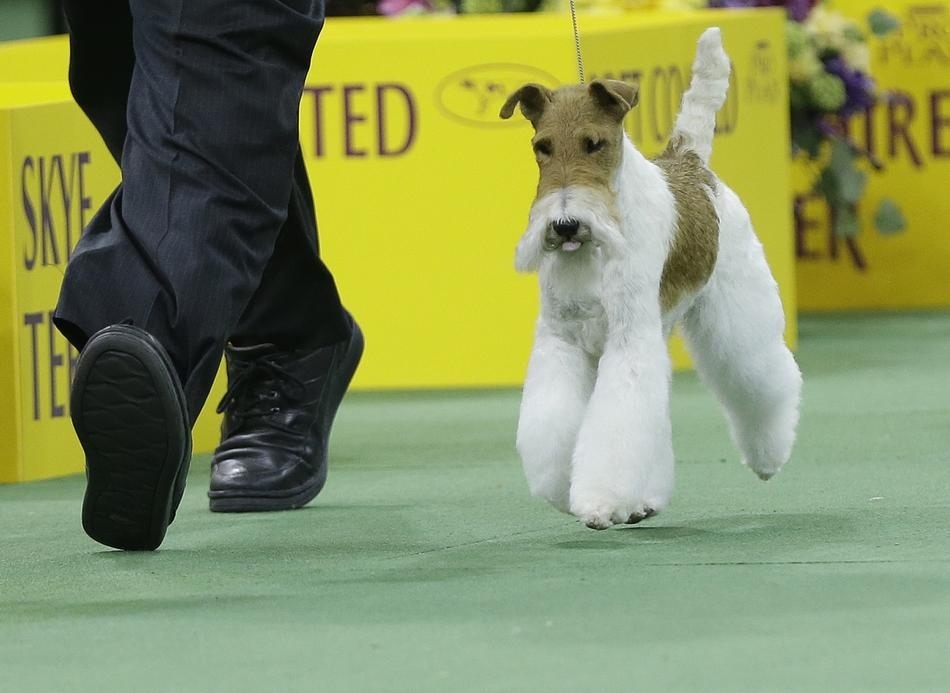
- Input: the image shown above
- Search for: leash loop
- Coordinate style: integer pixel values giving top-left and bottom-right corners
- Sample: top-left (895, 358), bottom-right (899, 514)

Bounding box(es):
top-left (569, 0), bottom-right (585, 84)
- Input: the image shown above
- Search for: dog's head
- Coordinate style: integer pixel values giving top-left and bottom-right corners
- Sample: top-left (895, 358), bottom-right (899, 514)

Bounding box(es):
top-left (501, 80), bottom-right (638, 271)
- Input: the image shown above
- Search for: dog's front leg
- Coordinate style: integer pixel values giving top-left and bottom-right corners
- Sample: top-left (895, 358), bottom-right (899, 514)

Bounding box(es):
top-left (517, 320), bottom-right (596, 513)
top-left (569, 283), bottom-right (675, 530)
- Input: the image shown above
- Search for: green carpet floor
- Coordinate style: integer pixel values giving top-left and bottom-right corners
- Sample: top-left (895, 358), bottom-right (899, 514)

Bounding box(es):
top-left (2, 313), bottom-right (949, 692)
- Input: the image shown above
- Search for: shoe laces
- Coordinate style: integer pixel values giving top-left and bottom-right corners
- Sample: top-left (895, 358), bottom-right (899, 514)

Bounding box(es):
top-left (216, 356), bottom-right (307, 418)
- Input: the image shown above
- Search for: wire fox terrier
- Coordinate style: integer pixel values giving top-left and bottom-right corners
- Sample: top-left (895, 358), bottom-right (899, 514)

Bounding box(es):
top-left (501, 28), bottom-right (803, 529)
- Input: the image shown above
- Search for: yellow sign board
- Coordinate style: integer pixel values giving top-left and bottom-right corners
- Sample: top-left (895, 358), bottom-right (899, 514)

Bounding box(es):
top-left (1, 9), bottom-right (795, 481)
top-left (795, 0), bottom-right (950, 310)
top-left (1, 92), bottom-right (106, 481)
top-left (0, 85), bottom-right (226, 482)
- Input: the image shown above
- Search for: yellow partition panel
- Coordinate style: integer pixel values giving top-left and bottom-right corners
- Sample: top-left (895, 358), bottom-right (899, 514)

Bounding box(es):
top-left (0, 84), bottom-right (226, 482)
top-left (1, 85), bottom-right (88, 483)
top-left (795, 0), bottom-right (950, 310)
top-left (1, 9), bottom-right (794, 481)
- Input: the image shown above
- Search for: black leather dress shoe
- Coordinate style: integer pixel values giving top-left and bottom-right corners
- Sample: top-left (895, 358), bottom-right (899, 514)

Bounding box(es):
top-left (208, 317), bottom-right (363, 512)
top-left (72, 325), bottom-right (191, 550)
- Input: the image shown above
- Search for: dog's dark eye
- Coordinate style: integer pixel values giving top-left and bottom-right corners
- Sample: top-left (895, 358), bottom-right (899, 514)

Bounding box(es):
top-left (585, 138), bottom-right (605, 154)
top-left (533, 140), bottom-right (552, 157)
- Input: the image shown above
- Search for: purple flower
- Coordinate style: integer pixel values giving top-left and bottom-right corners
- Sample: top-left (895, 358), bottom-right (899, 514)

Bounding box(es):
top-left (708, 1), bottom-right (773, 8)
top-left (377, 0), bottom-right (431, 15)
top-left (785, 0), bottom-right (817, 21)
top-left (823, 56), bottom-right (876, 116)
top-left (708, 0), bottom-right (816, 21)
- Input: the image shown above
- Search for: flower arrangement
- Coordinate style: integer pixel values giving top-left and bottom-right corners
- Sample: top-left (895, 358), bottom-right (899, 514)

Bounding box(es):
top-left (374, 0), bottom-right (542, 15)
top-left (375, 0), bottom-right (704, 17)
top-left (711, 1), bottom-right (905, 237)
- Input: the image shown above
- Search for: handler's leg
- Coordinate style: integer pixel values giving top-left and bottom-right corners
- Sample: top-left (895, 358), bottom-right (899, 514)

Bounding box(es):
top-left (56, 0), bottom-right (331, 549)
top-left (209, 150), bottom-right (364, 513)
top-left (62, 0), bottom-right (133, 163)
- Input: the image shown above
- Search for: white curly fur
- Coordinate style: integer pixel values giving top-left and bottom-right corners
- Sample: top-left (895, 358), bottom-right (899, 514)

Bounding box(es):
top-left (514, 28), bottom-right (803, 529)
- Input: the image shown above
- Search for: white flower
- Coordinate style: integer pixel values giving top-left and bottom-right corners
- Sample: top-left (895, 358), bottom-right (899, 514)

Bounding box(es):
top-left (805, 6), bottom-right (862, 53)
top-left (842, 40), bottom-right (871, 73)
top-left (658, 0), bottom-right (705, 9)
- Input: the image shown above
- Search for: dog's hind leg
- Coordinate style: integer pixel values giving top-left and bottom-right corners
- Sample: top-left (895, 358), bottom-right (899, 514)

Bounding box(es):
top-left (681, 189), bottom-right (803, 480)
top-left (517, 322), bottom-right (596, 513)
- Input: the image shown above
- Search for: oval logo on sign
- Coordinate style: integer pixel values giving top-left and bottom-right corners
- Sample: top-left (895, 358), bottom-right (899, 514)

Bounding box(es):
top-left (435, 64), bottom-right (560, 128)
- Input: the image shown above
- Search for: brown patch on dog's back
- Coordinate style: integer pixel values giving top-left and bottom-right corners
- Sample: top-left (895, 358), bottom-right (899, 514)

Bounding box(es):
top-left (653, 138), bottom-right (719, 312)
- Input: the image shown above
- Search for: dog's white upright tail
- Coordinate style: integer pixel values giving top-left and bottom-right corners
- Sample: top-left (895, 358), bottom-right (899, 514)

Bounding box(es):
top-left (671, 27), bottom-right (731, 166)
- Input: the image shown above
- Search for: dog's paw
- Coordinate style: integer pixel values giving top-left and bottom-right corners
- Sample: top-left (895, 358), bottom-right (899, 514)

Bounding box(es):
top-left (581, 511), bottom-right (614, 530)
top-left (575, 504), bottom-right (657, 530)
top-left (570, 496), bottom-right (647, 530)
top-left (625, 507), bottom-right (657, 525)
top-left (743, 455), bottom-right (785, 481)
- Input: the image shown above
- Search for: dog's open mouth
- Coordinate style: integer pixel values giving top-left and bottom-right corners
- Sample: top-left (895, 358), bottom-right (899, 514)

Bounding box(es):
top-left (544, 231), bottom-right (592, 253)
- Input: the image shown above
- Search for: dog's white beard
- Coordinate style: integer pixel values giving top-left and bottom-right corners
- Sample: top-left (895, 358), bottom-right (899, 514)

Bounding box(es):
top-left (515, 186), bottom-right (624, 273)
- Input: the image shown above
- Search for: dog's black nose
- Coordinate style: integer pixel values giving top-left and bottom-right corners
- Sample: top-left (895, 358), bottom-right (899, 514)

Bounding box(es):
top-left (552, 219), bottom-right (580, 238)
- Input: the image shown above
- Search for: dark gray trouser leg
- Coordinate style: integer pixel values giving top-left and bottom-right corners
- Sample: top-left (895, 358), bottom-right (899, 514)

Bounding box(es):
top-left (56, 0), bottom-right (349, 424)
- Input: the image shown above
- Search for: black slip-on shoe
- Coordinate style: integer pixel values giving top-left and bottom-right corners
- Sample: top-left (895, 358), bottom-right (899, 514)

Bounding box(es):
top-left (72, 325), bottom-right (191, 551)
top-left (208, 316), bottom-right (364, 512)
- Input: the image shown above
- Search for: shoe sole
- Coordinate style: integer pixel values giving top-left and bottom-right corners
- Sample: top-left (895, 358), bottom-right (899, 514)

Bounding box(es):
top-left (208, 321), bottom-right (364, 513)
top-left (206, 479), bottom-right (327, 513)
top-left (74, 326), bottom-right (191, 550)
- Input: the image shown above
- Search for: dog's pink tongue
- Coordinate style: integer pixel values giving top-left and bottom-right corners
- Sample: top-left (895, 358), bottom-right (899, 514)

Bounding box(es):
top-left (561, 241), bottom-right (582, 252)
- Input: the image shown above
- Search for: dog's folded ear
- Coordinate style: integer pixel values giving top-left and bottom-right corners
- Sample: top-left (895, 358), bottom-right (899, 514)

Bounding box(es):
top-left (515, 233), bottom-right (542, 273)
top-left (500, 83), bottom-right (553, 126)
top-left (589, 80), bottom-right (639, 120)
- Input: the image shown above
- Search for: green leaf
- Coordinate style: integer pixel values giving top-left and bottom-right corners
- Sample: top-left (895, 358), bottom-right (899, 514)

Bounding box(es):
top-left (868, 9), bottom-right (901, 37)
top-left (834, 204), bottom-right (860, 238)
top-left (826, 140), bottom-right (867, 204)
top-left (791, 112), bottom-right (823, 158)
top-left (828, 139), bottom-right (856, 173)
top-left (812, 165), bottom-right (838, 200)
top-left (874, 198), bottom-right (907, 234)
top-left (838, 168), bottom-right (868, 204)
top-left (843, 26), bottom-right (866, 43)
